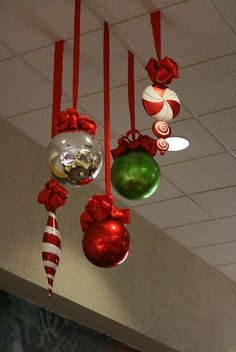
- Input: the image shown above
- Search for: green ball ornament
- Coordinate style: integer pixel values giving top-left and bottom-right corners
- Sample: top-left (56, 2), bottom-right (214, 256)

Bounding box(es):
top-left (111, 150), bottom-right (161, 200)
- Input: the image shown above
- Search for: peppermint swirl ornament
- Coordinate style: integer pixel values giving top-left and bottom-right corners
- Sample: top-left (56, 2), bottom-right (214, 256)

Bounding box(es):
top-left (157, 138), bottom-right (169, 155)
top-left (142, 85), bottom-right (180, 121)
top-left (152, 121), bottom-right (171, 139)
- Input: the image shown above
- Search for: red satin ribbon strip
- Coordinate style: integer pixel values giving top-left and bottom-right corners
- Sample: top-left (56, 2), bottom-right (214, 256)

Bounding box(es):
top-left (52, 40), bottom-right (64, 138)
top-left (128, 51), bottom-right (135, 140)
top-left (73, 0), bottom-right (81, 110)
top-left (104, 22), bottom-right (111, 196)
top-left (151, 11), bottom-right (161, 61)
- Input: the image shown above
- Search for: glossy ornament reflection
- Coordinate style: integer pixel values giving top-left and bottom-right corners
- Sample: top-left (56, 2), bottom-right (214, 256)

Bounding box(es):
top-left (111, 150), bottom-right (160, 200)
top-left (82, 219), bottom-right (130, 268)
top-left (47, 131), bottom-right (103, 187)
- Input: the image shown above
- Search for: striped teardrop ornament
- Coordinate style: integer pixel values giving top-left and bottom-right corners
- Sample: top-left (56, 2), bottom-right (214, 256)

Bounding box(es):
top-left (42, 212), bottom-right (61, 297)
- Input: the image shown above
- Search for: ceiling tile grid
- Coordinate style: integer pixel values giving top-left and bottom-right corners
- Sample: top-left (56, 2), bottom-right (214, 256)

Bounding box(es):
top-left (112, 0), bottom-right (236, 67)
top-left (162, 153), bottom-right (236, 194)
top-left (191, 186), bottom-right (236, 218)
top-left (0, 1), bottom-right (101, 54)
top-left (165, 219), bottom-right (236, 249)
top-left (1, 0), bottom-right (236, 282)
top-left (191, 242), bottom-right (236, 266)
top-left (0, 58), bottom-right (53, 118)
top-left (131, 196), bottom-right (212, 229)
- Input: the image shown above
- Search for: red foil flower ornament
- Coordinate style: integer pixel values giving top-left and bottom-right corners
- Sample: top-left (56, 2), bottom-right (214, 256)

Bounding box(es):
top-left (111, 130), bottom-right (157, 160)
top-left (57, 108), bottom-right (97, 135)
top-left (145, 57), bottom-right (179, 85)
top-left (80, 194), bottom-right (130, 232)
top-left (37, 179), bottom-right (68, 212)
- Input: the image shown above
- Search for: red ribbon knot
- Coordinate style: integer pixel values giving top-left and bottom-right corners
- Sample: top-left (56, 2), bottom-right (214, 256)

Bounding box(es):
top-left (80, 194), bottom-right (130, 231)
top-left (57, 108), bottom-right (97, 135)
top-left (111, 130), bottom-right (157, 160)
top-left (38, 179), bottom-right (68, 212)
top-left (145, 57), bottom-right (179, 86)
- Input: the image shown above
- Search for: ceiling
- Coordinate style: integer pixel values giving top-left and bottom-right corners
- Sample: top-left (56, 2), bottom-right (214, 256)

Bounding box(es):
top-left (1, 0), bottom-right (236, 282)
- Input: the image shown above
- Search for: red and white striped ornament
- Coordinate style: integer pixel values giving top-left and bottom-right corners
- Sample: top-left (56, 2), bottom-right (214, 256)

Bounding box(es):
top-left (157, 138), bottom-right (169, 155)
top-left (42, 212), bottom-right (61, 297)
top-left (142, 85), bottom-right (180, 121)
top-left (152, 120), bottom-right (171, 139)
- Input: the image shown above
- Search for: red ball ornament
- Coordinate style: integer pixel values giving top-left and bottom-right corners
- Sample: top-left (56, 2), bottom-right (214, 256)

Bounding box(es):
top-left (82, 219), bottom-right (130, 268)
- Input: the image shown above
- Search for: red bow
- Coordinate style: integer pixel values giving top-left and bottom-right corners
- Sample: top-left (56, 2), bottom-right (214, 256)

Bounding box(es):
top-left (57, 108), bottom-right (97, 135)
top-left (145, 57), bottom-right (179, 85)
top-left (80, 194), bottom-right (130, 231)
top-left (38, 179), bottom-right (68, 212)
top-left (111, 130), bottom-right (157, 160)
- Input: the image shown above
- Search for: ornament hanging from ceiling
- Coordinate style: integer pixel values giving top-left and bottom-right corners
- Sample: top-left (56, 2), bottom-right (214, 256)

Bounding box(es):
top-left (38, 179), bottom-right (67, 296)
top-left (47, 123), bottom-right (102, 187)
top-left (142, 85), bottom-right (180, 121)
top-left (37, 0), bottom-right (102, 296)
top-left (81, 23), bottom-right (131, 267)
top-left (142, 11), bottom-right (180, 155)
top-left (111, 51), bottom-right (161, 200)
top-left (46, 0), bottom-right (102, 188)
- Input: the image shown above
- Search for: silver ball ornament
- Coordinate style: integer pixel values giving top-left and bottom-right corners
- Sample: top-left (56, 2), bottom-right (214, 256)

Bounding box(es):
top-left (46, 131), bottom-right (103, 187)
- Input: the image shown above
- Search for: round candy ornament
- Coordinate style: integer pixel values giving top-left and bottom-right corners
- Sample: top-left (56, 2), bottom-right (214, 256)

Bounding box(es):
top-left (152, 120), bottom-right (171, 139)
top-left (47, 131), bottom-right (103, 187)
top-left (111, 150), bottom-right (161, 200)
top-left (142, 85), bottom-right (180, 121)
top-left (157, 138), bottom-right (169, 155)
top-left (82, 219), bottom-right (130, 268)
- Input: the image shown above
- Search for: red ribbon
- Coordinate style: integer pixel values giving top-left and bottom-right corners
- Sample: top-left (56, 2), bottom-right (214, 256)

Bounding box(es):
top-left (80, 194), bottom-right (130, 231)
top-left (145, 57), bottom-right (179, 85)
top-left (111, 130), bottom-right (157, 160)
top-left (128, 51), bottom-right (135, 139)
top-left (38, 179), bottom-right (68, 212)
top-left (57, 108), bottom-right (97, 135)
top-left (104, 22), bottom-right (111, 195)
top-left (51, 40), bottom-right (64, 138)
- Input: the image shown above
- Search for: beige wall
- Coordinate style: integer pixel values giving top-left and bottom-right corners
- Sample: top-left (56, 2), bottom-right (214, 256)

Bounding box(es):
top-left (1, 119), bottom-right (236, 352)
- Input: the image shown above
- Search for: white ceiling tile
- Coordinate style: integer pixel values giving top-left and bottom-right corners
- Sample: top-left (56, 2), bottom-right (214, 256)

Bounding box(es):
top-left (211, 0), bottom-right (236, 33)
top-left (0, 58), bottom-right (53, 118)
top-left (199, 108), bottom-right (236, 150)
top-left (191, 242), bottom-right (236, 266)
top-left (176, 54), bottom-right (236, 116)
top-left (8, 107), bottom-right (51, 148)
top-left (162, 153), bottom-right (236, 194)
top-left (157, 119), bottom-right (224, 167)
top-left (191, 186), bottom-right (236, 218)
top-left (26, 32), bottom-right (146, 98)
top-left (132, 197), bottom-right (211, 229)
top-left (0, 44), bottom-right (13, 61)
top-left (113, 0), bottom-right (236, 67)
top-left (165, 219), bottom-right (236, 249)
top-left (216, 263), bottom-right (236, 282)
top-left (219, 216), bottom-right (236, 235)
top-left (87, 0), bottom-right (186, 24)
top-left (0, 1), bottom-right (101, 53)
top-left (7, 102), bottom-right (105, 149)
